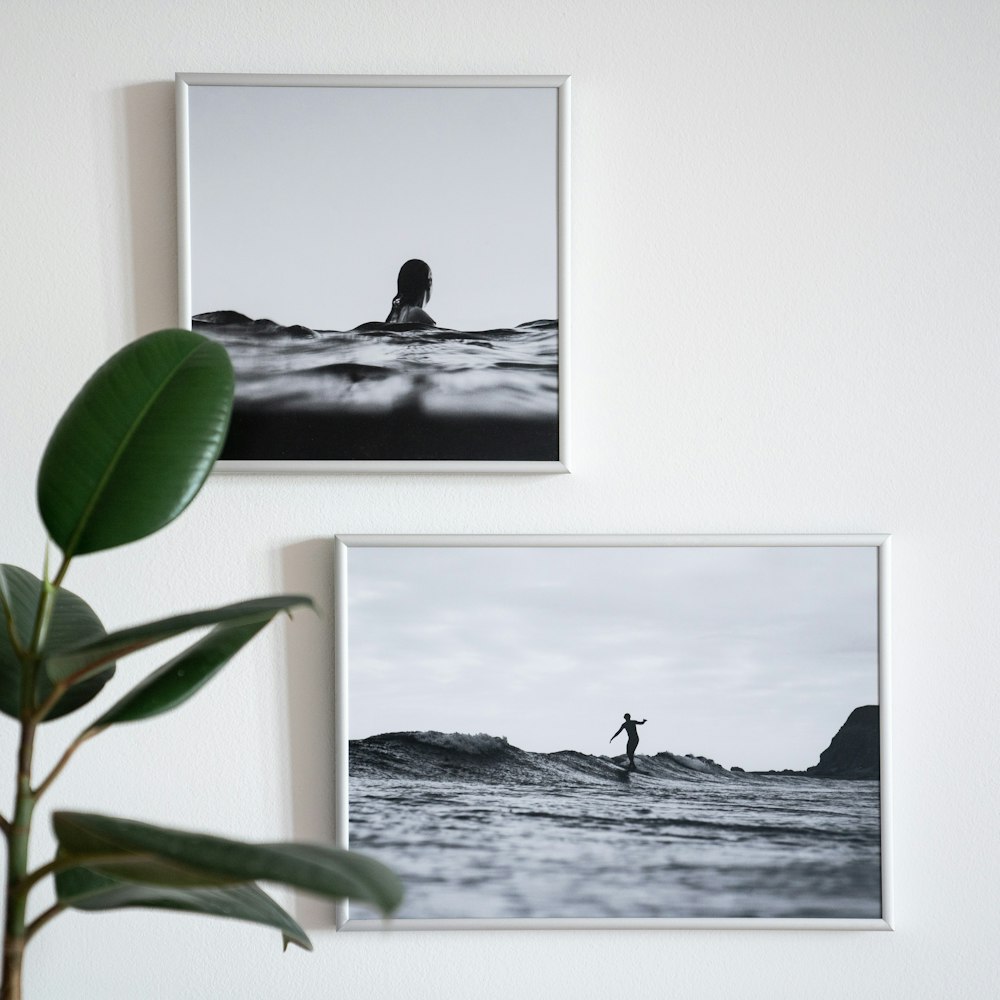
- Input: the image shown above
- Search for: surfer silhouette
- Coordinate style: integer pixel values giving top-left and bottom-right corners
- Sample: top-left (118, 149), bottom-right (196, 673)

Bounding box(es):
top-left (610, 713), bottom-right (647, 770)
top-left (386, 259), bottom-right (435, 326)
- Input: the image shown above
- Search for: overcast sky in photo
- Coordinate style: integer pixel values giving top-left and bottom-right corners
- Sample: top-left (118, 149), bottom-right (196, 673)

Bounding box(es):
top-left (187, 84), bottom-right (558, 331)
top-left (346, 543), bottom-right (880, 773)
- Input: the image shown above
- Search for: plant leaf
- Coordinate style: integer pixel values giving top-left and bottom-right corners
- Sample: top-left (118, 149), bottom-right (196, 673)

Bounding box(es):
top-left (55, 865), bottom-right (312, 950)
top-left (53, 812), bottom-right (403, 916)
top-left (0, 565), bottom-right (20, 648)
top-left (0, 565), bottom-right (112, 721)
top-left (37, 329), bottom-right (233, 559)
top-left (44, 595), bottom-right (313, 691)
top-left (88, 619), bottom-right (269, 729)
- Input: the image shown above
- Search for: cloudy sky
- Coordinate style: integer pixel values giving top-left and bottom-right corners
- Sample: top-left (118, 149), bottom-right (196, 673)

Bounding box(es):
top-left (345, 543), bottom-right (880, 772)
top-left (187, 84), bottom-right (558, 331)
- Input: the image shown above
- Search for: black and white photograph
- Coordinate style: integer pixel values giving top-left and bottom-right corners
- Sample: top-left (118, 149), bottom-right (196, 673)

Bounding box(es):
top-left (178, 75), bottom-right (566, 469)
top-left (338, 537), bottom-right (888, 927)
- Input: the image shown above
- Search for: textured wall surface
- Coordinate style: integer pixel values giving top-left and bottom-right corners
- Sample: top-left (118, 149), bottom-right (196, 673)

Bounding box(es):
top-left (3, 1), bottom-right (998, 997)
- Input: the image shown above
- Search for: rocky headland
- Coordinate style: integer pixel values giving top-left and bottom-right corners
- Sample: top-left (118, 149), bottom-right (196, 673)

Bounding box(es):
top-left (743, 705), bottom-right (880, 780)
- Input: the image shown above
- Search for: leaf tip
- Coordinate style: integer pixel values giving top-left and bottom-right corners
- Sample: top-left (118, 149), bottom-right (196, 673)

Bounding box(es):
top-left (283, 932), bottom-right (313, 953)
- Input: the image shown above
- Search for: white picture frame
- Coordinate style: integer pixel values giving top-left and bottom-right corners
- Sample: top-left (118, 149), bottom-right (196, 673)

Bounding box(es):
top-left (177, 74), bottom-right (570, 474)
top-left (333, 534), bottom-right (892, 930)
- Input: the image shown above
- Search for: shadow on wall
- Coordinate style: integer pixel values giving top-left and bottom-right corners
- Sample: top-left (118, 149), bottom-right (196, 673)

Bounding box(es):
top-left (120, 82), bottom-right (178, 336)
top-left (280, 538), bottom-right (338, 930)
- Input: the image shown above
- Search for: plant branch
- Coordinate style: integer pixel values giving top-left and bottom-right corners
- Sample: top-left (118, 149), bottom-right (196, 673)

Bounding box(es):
top-left (50, 555), bottom-right (70, 592)
top-left (32, 728), bottom-right (103, 802)
top-left (30, 684), bottom-right (66, 727)
top-left (14, 860), bottom-right (62, 897)
top-left (0, 817), bottom-right (10, 840)
top-left (24, 904), bottom-right (64, 943)
top-left (20, 851), bottom-right (159, 898)
top-left (33, 638), bottom-right (154, 724)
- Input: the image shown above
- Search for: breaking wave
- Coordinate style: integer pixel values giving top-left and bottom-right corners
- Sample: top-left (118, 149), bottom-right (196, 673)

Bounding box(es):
top-left (349, 730), bottom-right (739, 785)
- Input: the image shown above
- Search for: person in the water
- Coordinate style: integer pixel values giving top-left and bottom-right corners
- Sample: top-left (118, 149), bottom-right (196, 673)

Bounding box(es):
top-left (386, 259), bottom-right (435, 326)
top-left (610, 713), bottom-right (647, 769)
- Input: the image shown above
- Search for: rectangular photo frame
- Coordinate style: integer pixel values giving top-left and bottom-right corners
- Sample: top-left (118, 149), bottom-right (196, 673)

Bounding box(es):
top-left (334, 535), bottom-right (892, 930)
top-left (177, 74), bottom-right (570, 473)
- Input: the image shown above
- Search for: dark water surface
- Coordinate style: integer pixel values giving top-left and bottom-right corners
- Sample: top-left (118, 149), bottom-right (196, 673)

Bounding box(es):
top-left (349, 732), bottom-right (882, 921)
top-left (195, 315), bottom-right (559, 461)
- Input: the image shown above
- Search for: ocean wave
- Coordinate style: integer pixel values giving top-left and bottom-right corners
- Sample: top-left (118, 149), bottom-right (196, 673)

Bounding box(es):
top-left (349, 730), bottom-right (747, 786)
top-left (193, 312), bottom-right (557, 341)
top-left (388, 731), bottom-right (512, 755)
top-left (192, 311), bottom-right (559, 420)
top-left (349, 726), bottom-right (882, 920)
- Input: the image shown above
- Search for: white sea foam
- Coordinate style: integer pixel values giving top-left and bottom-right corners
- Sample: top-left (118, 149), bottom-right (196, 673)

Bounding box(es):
top-left (402, 731), bottom-right (510, 755)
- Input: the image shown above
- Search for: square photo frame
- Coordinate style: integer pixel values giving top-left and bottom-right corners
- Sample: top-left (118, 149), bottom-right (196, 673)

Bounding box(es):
top-left (334, 534), bottom-right (892, 930)
top-left (177, 74), bottom-right (569, 473)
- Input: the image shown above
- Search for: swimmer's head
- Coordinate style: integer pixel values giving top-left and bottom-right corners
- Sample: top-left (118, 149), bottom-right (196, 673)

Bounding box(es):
top-left (396, 259), bottom-right (432, 307)
top-left (624, 713), bottom-right (631, 720)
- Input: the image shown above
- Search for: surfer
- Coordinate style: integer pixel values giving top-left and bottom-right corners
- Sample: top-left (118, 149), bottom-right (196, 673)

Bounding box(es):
top-left (386, 259), bottom-right (435, 326)
top-left (610, 713), bottom-right (647, 769)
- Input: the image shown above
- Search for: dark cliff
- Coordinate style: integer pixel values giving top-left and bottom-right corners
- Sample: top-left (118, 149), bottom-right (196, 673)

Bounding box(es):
top-left (806, 705), bottom-right (880, 779)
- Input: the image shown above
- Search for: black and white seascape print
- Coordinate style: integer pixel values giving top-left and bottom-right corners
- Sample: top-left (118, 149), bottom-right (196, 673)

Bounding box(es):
top-left (346, 543), bottom-right (883, 922)
top-left (185, 82), bottom-right (560, 463)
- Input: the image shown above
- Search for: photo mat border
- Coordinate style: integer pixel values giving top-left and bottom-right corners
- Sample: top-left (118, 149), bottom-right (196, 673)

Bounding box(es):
top-left (176, 74), bottom-right (571, 474)
top-left (333, 533), bottom-right (893, 931)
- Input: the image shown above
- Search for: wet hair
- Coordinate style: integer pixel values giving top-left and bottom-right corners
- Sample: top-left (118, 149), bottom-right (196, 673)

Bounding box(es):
top-left (624, 713), bottom-right (631, 720)
top-left (395, 259), bottom-right (433, 307)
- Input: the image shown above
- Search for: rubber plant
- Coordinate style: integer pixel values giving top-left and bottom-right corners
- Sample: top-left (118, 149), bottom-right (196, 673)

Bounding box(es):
top-left (0, 330), bottom-right (402, 1000)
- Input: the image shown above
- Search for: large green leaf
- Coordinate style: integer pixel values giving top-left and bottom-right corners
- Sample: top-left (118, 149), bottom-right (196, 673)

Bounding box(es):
top-left (55, 865), bottom-right (312, 950)
top-left (37, 329), bottom-right (234, 559)
top-left (44, 595), bottom-right (313, 691)
top-left (0, 564), bottom-right (25, 654)
top-left (53, 813), bottom-right (403, 916)
top-left (88, 619), bottom-right (269, 729)
top-left (0, 565), bottom-right (112, 721)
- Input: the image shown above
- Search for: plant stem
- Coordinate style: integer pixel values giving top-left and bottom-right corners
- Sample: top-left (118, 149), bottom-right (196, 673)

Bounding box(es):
top-left (2, 719), bottom-right (36, 1000)
top-left (2, 564), bottom-right (65, 1000)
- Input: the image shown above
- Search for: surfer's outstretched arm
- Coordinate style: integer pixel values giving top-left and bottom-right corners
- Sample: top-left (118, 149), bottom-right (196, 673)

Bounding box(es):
top-left (638, 719), bottom-right (647, 725)
top-left (610, 724), bottom-right (625, 742)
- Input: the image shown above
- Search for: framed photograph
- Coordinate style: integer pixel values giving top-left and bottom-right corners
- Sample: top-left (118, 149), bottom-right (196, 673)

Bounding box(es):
top-left (334, 535), bottom-right (891, 930)
top-left (177, 74), bottom-right (569, 473)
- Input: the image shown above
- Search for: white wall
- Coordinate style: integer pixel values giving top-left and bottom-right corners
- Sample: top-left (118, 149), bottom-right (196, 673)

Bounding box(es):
top-left (3, 1), bottom-right (998, 996)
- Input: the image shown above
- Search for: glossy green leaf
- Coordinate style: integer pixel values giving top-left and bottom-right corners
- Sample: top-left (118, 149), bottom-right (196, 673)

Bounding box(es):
top-left (88, 619), bottom-right (269, 729)
top-left (55, 865), bottom-right (312, 950)
top-left (44, 595), bottom-right (313, 691)
top-left (0, 565), bottom-right (112, 721)
top-left (0, 565), bottom-right (19, 644)
top-left (37, 329), bottom-right (234, 559)
top-left (53, 812), bottom-right (404, 916)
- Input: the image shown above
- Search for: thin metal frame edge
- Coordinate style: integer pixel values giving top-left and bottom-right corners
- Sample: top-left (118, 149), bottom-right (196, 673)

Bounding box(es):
top-left (176, 73), bottom-right (570, 475)
top-left (334, 533), bottom-right (892, 931)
